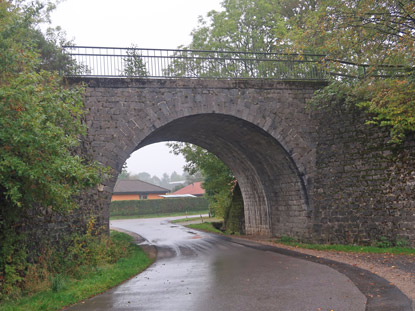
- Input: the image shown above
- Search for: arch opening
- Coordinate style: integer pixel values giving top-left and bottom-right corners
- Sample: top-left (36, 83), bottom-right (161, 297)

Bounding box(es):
top-left (129, 113), bottom-right (311, 238)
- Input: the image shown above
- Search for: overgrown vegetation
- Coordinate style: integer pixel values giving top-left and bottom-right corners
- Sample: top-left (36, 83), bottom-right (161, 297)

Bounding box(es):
top-left (168, 143), bottom-right (235, 217)
top-left (287, 0), bottom-right (415, 143)
top-left (0, 231), bottom-right (152, 311)
top-left (168, 142), bottom-right (244, 233)
top-left (0, 1), bottom-right (104, 300)
top-left (222, 184), bottom-right (245, 234)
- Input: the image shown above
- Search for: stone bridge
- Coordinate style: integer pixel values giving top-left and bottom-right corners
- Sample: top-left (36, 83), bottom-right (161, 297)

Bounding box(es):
top-left (74, 77), bottom-right (415, 245)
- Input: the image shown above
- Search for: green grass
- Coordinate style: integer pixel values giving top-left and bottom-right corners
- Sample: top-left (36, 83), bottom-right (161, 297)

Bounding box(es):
top-left (110, 210), bottom-right (209, 220)
top-left (0, 231), bottom-right (153, 311)
top-left (275, 238), bottom-right (415, 255)
top-left (186, 224), bottom-right (415, 255)
top-left (186, 222), bottom-right (224, 234)
top-left (170, 216), bottom-right (222, 224)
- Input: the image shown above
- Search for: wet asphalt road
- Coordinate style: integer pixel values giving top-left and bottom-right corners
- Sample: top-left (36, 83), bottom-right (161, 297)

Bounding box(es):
top-left (67, 217), bottom-right (369, 311)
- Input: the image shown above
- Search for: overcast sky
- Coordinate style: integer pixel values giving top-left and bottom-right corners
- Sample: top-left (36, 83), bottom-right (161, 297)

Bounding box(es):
top-left (50, 0), bottom-right (222, 177)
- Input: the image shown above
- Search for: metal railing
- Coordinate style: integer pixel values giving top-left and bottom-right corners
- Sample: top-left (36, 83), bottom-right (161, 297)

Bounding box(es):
top-left (61, 46), bottom-right (412, 81)
top-left (62, 46), bottom-right (327, 80)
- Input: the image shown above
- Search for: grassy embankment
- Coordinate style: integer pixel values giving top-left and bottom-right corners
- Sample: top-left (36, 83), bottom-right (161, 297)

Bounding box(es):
top-left (187, 222), bottom-right (415, 255)
top-left (0, 231), bottom-right (153, 311)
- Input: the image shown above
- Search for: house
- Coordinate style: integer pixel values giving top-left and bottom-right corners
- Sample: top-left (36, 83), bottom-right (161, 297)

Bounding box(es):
top-left (170, 181), bottom-right (205, 197)
top-left (111, 179), bottom-right (169, 201)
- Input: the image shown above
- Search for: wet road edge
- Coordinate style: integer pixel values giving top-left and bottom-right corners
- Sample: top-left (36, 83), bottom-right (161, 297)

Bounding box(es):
top-left (221, 235), bottom-right (412, 311)
top-left (111, 227), bottom-right (158, 261)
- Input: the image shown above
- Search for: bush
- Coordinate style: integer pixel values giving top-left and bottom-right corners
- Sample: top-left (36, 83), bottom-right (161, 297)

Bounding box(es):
top-left (223, 184), bottom-right (245, 234)
top-left (110, 198), bottom-right (209, 217)
top-left (279, 235), bottom-right (297, 244)
top-left (376, 236), bottom-right (395, 248)
top-left (0, 219), bottom-right (131, 301)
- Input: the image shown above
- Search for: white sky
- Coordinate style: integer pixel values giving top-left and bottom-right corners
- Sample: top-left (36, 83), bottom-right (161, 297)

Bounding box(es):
top-left (50, 0), bottom-right (222, 177)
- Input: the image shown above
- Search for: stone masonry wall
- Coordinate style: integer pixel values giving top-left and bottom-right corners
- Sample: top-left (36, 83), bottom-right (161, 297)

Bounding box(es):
top-left (311, 107), bottom-right (415, 245)
top-left (62, 77), bottom-right (415, 246)
top-left (78, 78), bottom-right (321, 239)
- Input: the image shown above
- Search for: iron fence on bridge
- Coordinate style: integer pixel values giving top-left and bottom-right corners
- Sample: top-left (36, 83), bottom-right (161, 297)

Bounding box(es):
top-left (61, 46), bottom-right (412, 81)
top-left (62, 46), bottom-right (328, 80)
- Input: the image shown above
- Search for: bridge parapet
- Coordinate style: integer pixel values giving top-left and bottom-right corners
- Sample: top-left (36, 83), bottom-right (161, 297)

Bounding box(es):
top-left (62, 46), bottom-right (327, 80)
top-left (62, 46), bottom-right (411, 81)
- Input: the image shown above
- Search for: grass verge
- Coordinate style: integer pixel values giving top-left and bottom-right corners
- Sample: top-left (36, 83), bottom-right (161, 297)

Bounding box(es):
top-left (186, 222), bottom-right (224, 234)
top-left (110, 210), bottom-right (209, 220)
top-left (275, 239), bottom-right (415, 255)
top-left (0, 231), bottom-right (153, 311)
top-left (186, 223), bottom-right (415, 256)
top-left (170, 216), bottom-right (222, 224)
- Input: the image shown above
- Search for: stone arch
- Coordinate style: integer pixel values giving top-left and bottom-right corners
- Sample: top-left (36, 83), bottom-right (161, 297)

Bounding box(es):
top-left (132, 114), bottom-right (311, 237)
top-left (81, 78), bottom-right (321, 238)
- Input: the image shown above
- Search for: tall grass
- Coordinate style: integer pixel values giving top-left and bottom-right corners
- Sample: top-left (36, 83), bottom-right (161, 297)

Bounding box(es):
top-left (0, 231), bottom-right (153, 311)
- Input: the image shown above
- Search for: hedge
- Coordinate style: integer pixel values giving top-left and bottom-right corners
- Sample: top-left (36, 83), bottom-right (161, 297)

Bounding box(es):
top-left (110, 197), bottom-right (209, 216)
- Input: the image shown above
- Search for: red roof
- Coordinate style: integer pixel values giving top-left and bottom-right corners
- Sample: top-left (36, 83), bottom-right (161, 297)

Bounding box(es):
top-left (171, 182), bottom-right (205, 196)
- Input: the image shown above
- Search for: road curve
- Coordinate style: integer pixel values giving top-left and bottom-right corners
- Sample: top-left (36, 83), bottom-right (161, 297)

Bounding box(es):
top-left (66, 217), bottom-right (410, 311)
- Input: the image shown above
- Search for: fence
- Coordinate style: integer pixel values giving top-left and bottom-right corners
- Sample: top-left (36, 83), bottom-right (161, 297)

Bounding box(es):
top-left (62, 46), bottom-right (327, 80)
top-left (62, 46), bottom-right (412, 81)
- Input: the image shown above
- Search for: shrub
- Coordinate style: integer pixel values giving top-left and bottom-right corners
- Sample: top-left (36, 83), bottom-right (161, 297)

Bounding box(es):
top-left (110, 198), bottom-right (209, 217)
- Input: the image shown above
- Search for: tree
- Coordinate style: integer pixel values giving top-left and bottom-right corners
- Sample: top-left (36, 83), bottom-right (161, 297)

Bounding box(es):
top-left (123, 45), bottom-right (149, 77)
top-left (160, 173), bottom-right (171, 189)
top-left (118, 169), bottom-right (131, 180)
top-left (184, 171), bottom-right (204, 185)
top-left (168, 143), bottom-right (235, 218)
top-left (136, 172), bottom-right (153, 183)
top-left (288, 0), bottom-right (415, 142)
top-left (188, 0), bottom-right (288, 52)
top-left (165, 0), bottom-right (310, 79)
top-left (170, 171), bottom-right (183, 182)
top-left (0, 0), bottom-right (102, 212)
top-left (288, 0), bottom-right (414, 64)
top-left (0, 1), bottom-right (104, 298)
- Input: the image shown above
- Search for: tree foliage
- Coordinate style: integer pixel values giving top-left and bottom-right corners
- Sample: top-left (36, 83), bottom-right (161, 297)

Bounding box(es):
top-left (0, 1), bottom-right (102, 212)
top-left (288, 0), bottom-right (415, 142)
top-left (288, 0), bottom-right (414, 65)
top-left (167, 143), bottom-right (235, 218)
top-left (123, 45), bottom-right (149, 77)
top-left (0, 0), bottom-right (106, 299)
top-left (164, 0), bottom-right (319, 79)
top-left (117, 169), bottom-right (189, 190)
top-left (188, 0), bottom-right (288, 52)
